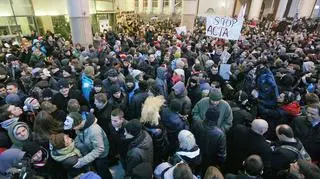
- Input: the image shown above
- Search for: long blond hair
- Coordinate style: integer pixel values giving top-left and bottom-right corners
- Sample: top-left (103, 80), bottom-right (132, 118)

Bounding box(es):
top-left (140, 96), bottom-right (165, 126)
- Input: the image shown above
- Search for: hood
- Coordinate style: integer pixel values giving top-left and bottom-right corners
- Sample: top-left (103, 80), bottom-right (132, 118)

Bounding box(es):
top-left (0, 118), bottom-right (19, 130)
top-left (82, 113), bottom-right (96, 130)
top-left (303, 61), bottom-right (315, 73)
top-left (0, 149), bottom-right (26, 174)
top-left (157, 67), bottom-right (167, 80)
top-left (172, 81), bottom-right (186, 96)
top-left (176, 146), bottom-right (200, 159)
top-left (280, 101), bottom-right (301, 117)
top-left (8, 122), bottom-right (30, 149)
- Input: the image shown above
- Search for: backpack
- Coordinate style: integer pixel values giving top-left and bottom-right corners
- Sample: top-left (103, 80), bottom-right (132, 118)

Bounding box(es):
top-left (280, 144), bottom-right (311, 161)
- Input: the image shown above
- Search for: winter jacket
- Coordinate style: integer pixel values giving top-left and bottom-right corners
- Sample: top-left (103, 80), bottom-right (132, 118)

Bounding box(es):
top-left (227, 101), bottom-right (254, 127)
top-left (81, 74), bottom-right (94, 103)
top-left (75, 116), bottom-right (109, 166)
top-left (292, 116), bottom-right (320, 162)
top-left (107, 122), bottom-right (128, 159)
top-left (271, 139), bottom-right (306, 172)
top-left (192, 97), bottom-right (233, 132)
top-left (226, 125), bottom-right (272, 178)
top-left (51, 142), bottom-right (82, 169)
top-left (156, 67), bottom-right (168, 98)
top-left (7, 122), bottom-right (30, 149)
top-left (256, 67), bottom-right (279, 108)
top-left (171, 146), bottom-right (201, 173)
top-left (188, 85), bottom-right (202, 108)
top-left (126, 130), bottom-right (153, 176)
top-left (102, 79), bottom-right (125, 98)
top-left (168, 90), bottom-right (192, 116)
top-left (192, 120), bottom-right (226, 171)
top-left (94, 104), bottom-right (110, 133)
top-left (128, 90), bottom-right (148, 119)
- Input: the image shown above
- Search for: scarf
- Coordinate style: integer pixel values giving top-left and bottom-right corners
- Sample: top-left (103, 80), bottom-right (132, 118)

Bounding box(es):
top-left (51, 142), bottom-right (82, 162)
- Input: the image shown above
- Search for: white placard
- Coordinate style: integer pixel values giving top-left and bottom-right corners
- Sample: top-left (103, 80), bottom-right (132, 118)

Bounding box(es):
top-left (175, 26), bottom-right (187, 35)
top-left (206, 16), bottom-right (244, 40)
top-left (99, 20), bottom-right (110, 32)
top-left (220, 50), bottom-right (231, 64)
top-left (219, 64), bottom-right (231, 80)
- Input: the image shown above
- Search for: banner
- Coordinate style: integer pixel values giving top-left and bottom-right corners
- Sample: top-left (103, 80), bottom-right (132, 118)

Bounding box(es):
top-left (206, 16), bottom-right (244, 40)
top-left (175, 26), bottom-right (187, 35)
top-left (219, 64), bottom-right (231, 80)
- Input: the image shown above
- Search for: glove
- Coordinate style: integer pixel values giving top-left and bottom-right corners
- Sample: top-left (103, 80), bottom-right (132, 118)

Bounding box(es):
top-left (73, 159), bottom-right (85, 168)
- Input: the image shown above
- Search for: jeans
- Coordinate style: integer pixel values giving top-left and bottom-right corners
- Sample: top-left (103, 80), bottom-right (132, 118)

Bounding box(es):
top-left (94, 156), bottom-right (113, 179)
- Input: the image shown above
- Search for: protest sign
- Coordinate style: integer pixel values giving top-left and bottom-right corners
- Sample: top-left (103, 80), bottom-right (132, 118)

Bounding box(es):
top-left (206, 16), bottom-right (243, 40)
top-left (176, 26), bottom-right (187, 35)
top-left (219, 64), bottom-right (231, 80)
top-left (220, 50), bottom-right (231, 64)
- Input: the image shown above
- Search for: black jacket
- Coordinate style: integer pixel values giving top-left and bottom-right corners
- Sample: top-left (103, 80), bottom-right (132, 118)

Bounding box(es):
top-left (291, 116), bottom-right (320, 162)
top-left (128, 90), bottom-right (148, 119)
top-left (95, 104), bottom-right (111, 133)
top-left (192, 120), bottom-right (226, 170)
top-left (126, 130), bottom-right (153, 176)
top-left (226, 125), bottom-right (272, 178)
top-left (107, 122), bottom-right (128, 159)
top-left (188, 85), bottom-right (202, 108)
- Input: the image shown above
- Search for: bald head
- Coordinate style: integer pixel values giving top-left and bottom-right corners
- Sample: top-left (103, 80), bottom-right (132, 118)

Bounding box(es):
top-left (251, 119), bottom-right (268, 135)
top-left (276, 124), bottom-right (295, 142)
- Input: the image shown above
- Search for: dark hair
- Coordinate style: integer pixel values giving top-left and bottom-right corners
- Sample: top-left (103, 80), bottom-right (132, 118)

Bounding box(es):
top-left (244, 155), bottom-right (264, 176)
top-left (277, 124), bottom-right (294, 138)
top-left (139, 80), bottom-right (149, 91)
top-left (33, 111), bottom-right (62, 141)
top-left (0, 83), bottom-right (5, 89)
top-left (111, 108), bottom-right (124, 118)
top-left (170, 99), bottom-right (181, 113)
top-left (0, 104), bottom-right (10, 121)
top-left (6, 82), bottom-right (18, 89)
top-left (173, 163), bottom-right (194, 179)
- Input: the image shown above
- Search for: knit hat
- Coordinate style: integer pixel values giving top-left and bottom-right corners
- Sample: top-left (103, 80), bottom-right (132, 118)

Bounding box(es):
top-left (61, 59), bottom-right (70, 67)
top-left (80, 172), bottom-right (101, 179)
top-left (107, 68), bottom-right (118, 77)
top-left (125, 119), bottom-right (142, 137)
top-left (23, 97), bottom-right (40, 112)
top-left (50, 133), bottom-right (66, 149)
top-left (205, 106), bottom-right (219, 123)
top-left (58, 79), bottom-right (69, 88)
top-left (5, 94), bottom-right (21, 106)
top-left (132, 162), bottom-right (153, 179)
top-left (175, 59), bottom-right (185, 69)
top-left (65, 112), bottom-right (83, 129)
top-left (205, 60), bottom-right (215, 69)
top-left (172, 81), bottom-right (185, 96)
top-left (110, 85), bottom-right (121, 95)
top-left (22, 141), bottom-right (41, 158)
top-left (84, 66), bottom-right (94, 76)
top-left (12, 122), bottom-right (30, 141)
top-left (209, 88), bottom-right (223, 101)
top-left (174, 69), bottom-right (185, 77)
top-left (251, 119), bottom-right (269, 135)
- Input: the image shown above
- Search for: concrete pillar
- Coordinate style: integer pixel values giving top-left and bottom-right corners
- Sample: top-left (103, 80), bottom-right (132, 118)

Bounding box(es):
top-left (275, 0), bottom-right (288, 20)
top-left (147, 0), bottom-right (152, 13)
top-left (169, 0), bottom-right (175, 14)
top-left (40, 16), bottom-right (54, 33)
top-left (67, 0), bottom-right (92, 48)
top-left (181, 0), bottom-right (198, 30)
top-left (299, 0), bottom-right (316, 18)
top-left (158, 0), bottom-right (163, 13)
top-left (287, 0), bottom-right (300, 17)
top-left (139, 0), bottom-right (144, 13)
top-left (248, 0), bottom-right (263, 20)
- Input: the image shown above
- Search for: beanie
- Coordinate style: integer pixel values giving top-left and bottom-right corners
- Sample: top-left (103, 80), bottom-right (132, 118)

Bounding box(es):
top-left (42, 88), bottom-right (53, 99)
top-left (209, 88), bottom-right (223, 101)
top-left (205, 106), bottom-right (219, 124)
top-left (139, 80), bottom-right (149, 91)
top-left (80, 172), bottom-right (101, 179)
top-left (58, 79), bottom-right (69, 89)
top-left (131, 69), bottom-right (143, 80)
top-left (107, 68), bottom-right (118, 77)
top-left (125, 119), bottom-right (142, 137)
top-left (5, 94), bottom-right (21, 106)
top-left (12, 122), bottom-right (29, 141)
top-left (110, 85), bottom-right (121, 95)
top-left (50, 133), bottom-right (66, 149)
top-left (22, 141), bottom-right (41, 158)
top-left (23, 97), bottom-right (40, 112)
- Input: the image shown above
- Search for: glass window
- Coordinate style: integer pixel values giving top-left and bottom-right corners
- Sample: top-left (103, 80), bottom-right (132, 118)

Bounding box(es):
top-left (152, 0), bottom-right (158, 7)
top-left (0, 0), bottom-right (13, 16)
top-left (163, 0), bottom-right (169, 7)
top-left (143, 0), bottom-right (148, 11)
top-left (176, 0), bottom-right (182, 7)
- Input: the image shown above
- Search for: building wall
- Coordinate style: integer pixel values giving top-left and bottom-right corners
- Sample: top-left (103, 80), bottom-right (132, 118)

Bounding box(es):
top-left (197, 0), bottom-right (235, 16)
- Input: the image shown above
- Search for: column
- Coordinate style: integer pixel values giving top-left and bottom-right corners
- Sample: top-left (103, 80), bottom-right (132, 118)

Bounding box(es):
top-left (275, 0), bottom-right (288, 20)
top-left (287, 0), bottom-right (300, 17)
top-left (67, 0), bottom-right (92, 48)
top-left (248, 0), bottom-right (263, 20)
top-left (147, 0), bottom-right (152, 13)
top-left (139, 0), bottom-right (144, 13)
top-left (299, 0), bottom-right (316, 18)
top-left (169, 0), bottom-right (175, 14)
top-left (181, 0), bottom-right (198, 31)
top-left (158, 0), bottom-right (163, 13)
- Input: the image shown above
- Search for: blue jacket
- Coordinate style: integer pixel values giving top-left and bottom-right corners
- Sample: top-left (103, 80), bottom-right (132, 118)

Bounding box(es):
top-left (81, 74), bottom-right (94, 102)
top-left (257, 67), bottom-right (279, 108)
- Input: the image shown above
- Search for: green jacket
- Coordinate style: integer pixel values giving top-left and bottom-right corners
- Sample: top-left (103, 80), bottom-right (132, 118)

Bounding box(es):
top-left (192, 97), bottom-right (233, 132)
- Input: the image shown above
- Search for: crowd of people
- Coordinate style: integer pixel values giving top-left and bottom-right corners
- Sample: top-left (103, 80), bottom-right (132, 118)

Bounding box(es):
top-left (0, 16), bottom-right (320, 179)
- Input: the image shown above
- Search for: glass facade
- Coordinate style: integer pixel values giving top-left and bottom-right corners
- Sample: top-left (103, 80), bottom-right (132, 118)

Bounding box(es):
top-left (0, 0), bottom-right (115, 38)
